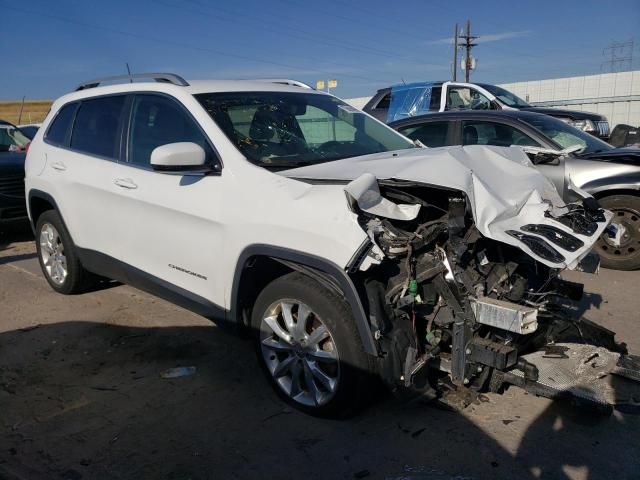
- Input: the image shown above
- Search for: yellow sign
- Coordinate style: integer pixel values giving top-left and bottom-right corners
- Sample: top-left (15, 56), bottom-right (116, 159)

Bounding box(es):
top-left (328, 79), bottom-right (338, 88)
top-left (316, 80), bottom-right (325, 90)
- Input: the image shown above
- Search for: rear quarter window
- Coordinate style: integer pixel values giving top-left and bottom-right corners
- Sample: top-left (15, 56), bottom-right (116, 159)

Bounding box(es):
top-left (45, 103), bottom-right (78, 147)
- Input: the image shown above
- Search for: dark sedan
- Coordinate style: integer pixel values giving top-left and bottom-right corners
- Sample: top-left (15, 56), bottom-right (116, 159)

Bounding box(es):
top-left (0, 150), bottom-right (27, 225)
top-left (389, 110), bottom-right (640, 270)
top-left (0, 120), bottom-right (29, 225)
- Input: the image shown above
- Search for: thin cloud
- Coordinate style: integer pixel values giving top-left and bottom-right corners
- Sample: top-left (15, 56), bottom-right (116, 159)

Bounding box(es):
top-left (427, 30), bottom-right (531, 45)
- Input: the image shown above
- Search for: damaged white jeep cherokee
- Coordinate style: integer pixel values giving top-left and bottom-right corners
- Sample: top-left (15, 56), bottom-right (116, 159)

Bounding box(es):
top-left (26, 73), bottom-right (640, 417)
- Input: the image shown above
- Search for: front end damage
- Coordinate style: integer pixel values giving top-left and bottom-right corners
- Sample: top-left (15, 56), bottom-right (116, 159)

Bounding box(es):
top-left (345, 176), bottom-right (640, 413)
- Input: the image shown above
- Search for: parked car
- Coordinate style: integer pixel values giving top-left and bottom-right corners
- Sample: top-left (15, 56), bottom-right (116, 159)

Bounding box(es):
top-left (389, 110), bottom-right (640, 270)
top-left (364, 81), bottom-right (611, 139)
top-left (609, 124), bottom-right (640, 148)
top-left (0, 120), bottom-right (28, 225)
top-left (25, 73), bottom-right (639, 416)
top-left (0, 120), bottom-right (31, 151)
top-left (17, 123), bottom-right (42, 140)
top-left (0, 150), bottom-right (28, 225)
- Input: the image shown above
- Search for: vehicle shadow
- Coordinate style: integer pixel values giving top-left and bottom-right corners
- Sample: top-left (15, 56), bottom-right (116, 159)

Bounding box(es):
top-left (515, 380), bottom-right (638, 480)
top-left (0, 252), bottom-right (38, 265)
top-left (1, 320), bottom-right (638, 480)
top-left (0, 220), bottom-right (33, 251)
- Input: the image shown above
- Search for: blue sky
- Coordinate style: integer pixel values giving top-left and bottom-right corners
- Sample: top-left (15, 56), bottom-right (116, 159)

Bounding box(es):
top-left (1, 0), bottom-right (639, 100)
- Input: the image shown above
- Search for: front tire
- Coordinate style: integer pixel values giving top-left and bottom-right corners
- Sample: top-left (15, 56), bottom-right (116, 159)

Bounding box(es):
top-left (252, 272), bottom-right (374, 417)
top-left (35, 210), bottom-right (93, 294)
top-left (595, 195), bottom-right (640, 271)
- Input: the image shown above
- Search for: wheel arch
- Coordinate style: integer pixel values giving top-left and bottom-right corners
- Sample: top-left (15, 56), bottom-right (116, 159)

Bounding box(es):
top-left (230, 244), bottom-right (378, 356)
top-left (28, 189), bottom-right (63, 232)
top-left (591, 187), bottom-right (640, 200)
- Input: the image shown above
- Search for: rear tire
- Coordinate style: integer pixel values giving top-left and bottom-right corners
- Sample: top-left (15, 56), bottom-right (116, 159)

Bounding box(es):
top-left (252, 272), bottom-right (375, 418)
top-left (35, 210), bottom-right (93, 294)
top-left (595, 195), bottom-right (640, 271)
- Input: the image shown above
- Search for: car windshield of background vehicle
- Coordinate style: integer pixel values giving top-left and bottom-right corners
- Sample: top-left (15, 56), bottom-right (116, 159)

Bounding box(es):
top-left (522, 115), bottom-right (612, 154)
top-left (478, 84), bottom-right (530, 108)
top-left (196, 91), bottom-right (413, 169)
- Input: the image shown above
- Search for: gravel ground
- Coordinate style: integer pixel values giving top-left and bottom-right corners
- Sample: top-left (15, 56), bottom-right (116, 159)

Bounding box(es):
top-left (1, 223), bottom-right (639, 480)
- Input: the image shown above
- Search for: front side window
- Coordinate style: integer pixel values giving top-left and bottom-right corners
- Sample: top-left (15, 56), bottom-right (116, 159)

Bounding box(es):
top-left (462, 120), bottom-right (540, 147)
top-left (46, 103), bottom-right (77, 147)
top-left (71, 96), bottom-right (126, 159)
top-left (397, 121), bottom-right (450, 148)
top-left (196, 91), bottom-right (413, 170)
top-left (127, 95), bottom-right (215, 167)
top-left (446, 87), bottom-right (491, 111)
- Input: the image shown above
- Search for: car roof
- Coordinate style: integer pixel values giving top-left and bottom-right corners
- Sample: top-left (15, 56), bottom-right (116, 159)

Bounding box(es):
top-left (388, 109), bottom-right (551, 126)
top-left (51, 79), bottom-right (328, 111)
top-left (375, 81), bottom-right (446, 95)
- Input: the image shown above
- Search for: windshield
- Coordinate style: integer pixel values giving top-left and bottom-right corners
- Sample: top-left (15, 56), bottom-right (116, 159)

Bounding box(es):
top-left (195, 91), bottom-right (413, 169)
top-left (520, 114), bottom-right (612, 154)
top-left (477, 84), bottom-right (530, 108)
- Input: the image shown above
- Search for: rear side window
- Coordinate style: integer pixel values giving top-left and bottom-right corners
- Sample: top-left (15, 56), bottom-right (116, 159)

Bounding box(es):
top-left (398, 121), bottom-right (450, 148)
top-left (71, 96), bottom-right (126, 159)
top-left (45, 103), bottom-right (77, 146)
top-left (127, 94), bottom-right (215, 167)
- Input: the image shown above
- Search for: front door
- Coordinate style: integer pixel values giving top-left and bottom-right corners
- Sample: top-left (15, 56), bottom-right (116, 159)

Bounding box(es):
top-left (109, 93), bottom-right (225, 305)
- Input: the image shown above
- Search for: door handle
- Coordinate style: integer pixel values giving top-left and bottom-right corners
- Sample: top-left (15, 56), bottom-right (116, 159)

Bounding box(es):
top-left (114, 178), bottom-right (138, 190)
top-left (50, 161), bottom-right (66, 171)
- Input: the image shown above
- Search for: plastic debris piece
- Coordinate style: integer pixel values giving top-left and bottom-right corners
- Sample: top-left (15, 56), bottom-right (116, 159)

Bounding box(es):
top-left (160, 366), bottom-right (197, 379)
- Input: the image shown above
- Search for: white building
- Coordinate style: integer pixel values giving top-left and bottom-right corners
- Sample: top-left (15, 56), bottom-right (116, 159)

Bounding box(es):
top-left (346, 71), bottom-right (640, 129)
top-left (499, 71), bottom-right (640, 129)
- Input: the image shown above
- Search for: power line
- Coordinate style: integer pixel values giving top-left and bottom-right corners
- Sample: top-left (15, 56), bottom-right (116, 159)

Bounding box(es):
top-left (0, 1), bottom-right (391, 85)
top-left (601, 39), bottom-right (634, 72)
top-left (169, 0), bottom-right (446, 68)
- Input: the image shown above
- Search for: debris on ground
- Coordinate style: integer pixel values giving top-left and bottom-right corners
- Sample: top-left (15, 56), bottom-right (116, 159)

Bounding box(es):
top-left (160, 366), bottom-right (197, 379)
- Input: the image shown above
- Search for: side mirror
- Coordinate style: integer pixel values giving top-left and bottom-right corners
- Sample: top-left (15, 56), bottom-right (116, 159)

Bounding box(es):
top-left (150, 142), bottom-right (208, 172)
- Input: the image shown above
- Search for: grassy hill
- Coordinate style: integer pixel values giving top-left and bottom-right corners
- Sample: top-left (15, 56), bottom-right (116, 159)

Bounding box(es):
top-left (0, 100), bottom-right (53, 125)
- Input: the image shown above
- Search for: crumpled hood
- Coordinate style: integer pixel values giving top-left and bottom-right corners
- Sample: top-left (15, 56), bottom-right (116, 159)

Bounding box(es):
top-left (280, 145), bottom-right (612, 269)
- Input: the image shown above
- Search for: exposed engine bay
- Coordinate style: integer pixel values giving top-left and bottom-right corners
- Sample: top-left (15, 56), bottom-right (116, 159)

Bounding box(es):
top-left (348, 180), bottom-right (640, 413)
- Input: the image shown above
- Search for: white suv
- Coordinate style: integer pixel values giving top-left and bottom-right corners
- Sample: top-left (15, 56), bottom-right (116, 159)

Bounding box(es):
top-left (26, 73), bottom-right (636, 416)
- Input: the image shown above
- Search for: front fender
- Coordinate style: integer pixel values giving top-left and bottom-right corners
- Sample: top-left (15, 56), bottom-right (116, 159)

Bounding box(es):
top-left (230, 244), bottom-right (378, 356)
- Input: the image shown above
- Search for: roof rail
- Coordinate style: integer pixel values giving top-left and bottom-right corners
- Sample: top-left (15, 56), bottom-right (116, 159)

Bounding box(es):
top-left (255, 79), bottom-right (314, 89)
top-left (75, 73), bottom-right (189, 91)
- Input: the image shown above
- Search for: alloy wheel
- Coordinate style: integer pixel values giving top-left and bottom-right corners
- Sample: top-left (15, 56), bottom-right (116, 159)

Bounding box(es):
top-left (260, 300), bottom-right (340, 407)
top-left (39, 223), bottom-right (68, 285)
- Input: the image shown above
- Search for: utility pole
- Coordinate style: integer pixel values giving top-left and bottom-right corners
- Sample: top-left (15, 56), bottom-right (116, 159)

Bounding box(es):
top-left (17, 96), bottom-right (25, 125)
top-left (458, 19), bottom-right (478, 82)
top-left (452, 23), bottom-right (459, 81)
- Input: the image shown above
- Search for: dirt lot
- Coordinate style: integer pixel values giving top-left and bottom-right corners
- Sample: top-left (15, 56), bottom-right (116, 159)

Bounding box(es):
top-left (1, 223), bottom-right (639, 480)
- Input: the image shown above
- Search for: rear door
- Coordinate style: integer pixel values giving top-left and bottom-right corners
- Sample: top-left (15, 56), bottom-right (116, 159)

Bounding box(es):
top-left (44, 95), bottom-right (128, 257)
